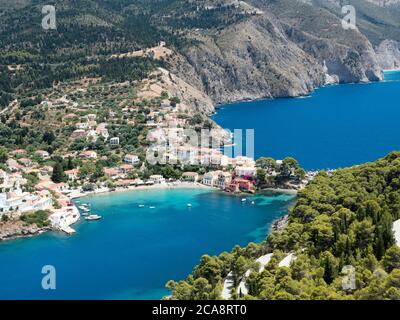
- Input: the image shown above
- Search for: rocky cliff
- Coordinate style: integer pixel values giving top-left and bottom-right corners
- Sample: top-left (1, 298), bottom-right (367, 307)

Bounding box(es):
top-left (167, 0), bottom-right (385, 105)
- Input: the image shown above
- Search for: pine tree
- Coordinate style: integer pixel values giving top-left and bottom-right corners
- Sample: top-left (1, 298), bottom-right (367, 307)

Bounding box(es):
top-left (51, 161), bottom-right (66, 183)
top-left (323, 257), bottom-right (335, 285)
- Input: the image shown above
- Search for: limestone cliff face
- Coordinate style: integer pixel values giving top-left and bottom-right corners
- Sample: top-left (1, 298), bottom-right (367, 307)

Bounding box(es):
top-left (169, 13), bottom-right (325, 104)
top-left (253, 0), bottom-right (383, 83)
top-left (168, 0), bottom-right (384, 105)
top-left (376, 40), bottom-right (400, 70)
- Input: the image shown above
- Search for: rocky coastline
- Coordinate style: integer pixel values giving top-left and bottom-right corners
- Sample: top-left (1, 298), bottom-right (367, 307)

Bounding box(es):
top-left (0, 220), bottom-right (51, 241)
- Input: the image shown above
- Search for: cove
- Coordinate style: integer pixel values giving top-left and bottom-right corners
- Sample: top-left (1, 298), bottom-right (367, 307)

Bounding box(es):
top-left (212, 71), bottom-right (400, 170)
top-left (0, 188), bottom-right (296, 300)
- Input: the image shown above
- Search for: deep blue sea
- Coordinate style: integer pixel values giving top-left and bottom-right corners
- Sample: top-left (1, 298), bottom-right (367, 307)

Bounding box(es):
top-left (0, 189), bottom-right (295, 299)
top-left (1, 71), bottom-right (399, 300)
top-left (213, 71), bottom-right (400, 170)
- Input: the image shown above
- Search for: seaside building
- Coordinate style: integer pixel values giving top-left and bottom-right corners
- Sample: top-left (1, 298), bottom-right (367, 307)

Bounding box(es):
top-left (202, 171), bottom-right (221, 187)
top-left (227, 178), bottom-right (255, 193)
top-left (182, 172), bottom-right (199, 182)
top-left (149, 175), bottom-right (166, 184)
top-left (235, 166), bottom-right (257, 179)
top-left (49, 206), bottom-right (80, 230)
top-left (0, 186), bottom-right (53, 214)
top-left (216, 172), bottom-right (233, 190)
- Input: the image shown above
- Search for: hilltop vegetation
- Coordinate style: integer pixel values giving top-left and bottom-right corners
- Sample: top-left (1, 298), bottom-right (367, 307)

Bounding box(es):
top-left (0, 0), bottom-right (250, 108)
top-left (3, 0), bottom-right (400, 109)
top-left (168, 152), bottom-right (400, 300)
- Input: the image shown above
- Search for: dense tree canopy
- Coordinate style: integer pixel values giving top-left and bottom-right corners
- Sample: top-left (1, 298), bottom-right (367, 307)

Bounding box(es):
top-left (168, 152), bottom-right (400, 300)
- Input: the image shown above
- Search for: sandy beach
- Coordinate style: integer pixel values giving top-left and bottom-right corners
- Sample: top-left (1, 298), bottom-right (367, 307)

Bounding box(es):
top-left (69, 182), bottom-right (214, 201)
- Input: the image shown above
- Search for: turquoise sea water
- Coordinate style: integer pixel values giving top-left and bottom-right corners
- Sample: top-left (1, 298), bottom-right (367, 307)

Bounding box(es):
top-left (213, 71), bottom-right (400, 170)
top-left (0, 188), bottom-right (295, 299)
top-left (2, 71), bottom-right (399, 300)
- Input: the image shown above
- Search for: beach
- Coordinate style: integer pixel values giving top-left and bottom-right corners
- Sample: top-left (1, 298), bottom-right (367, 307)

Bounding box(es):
top-left (69, 181), bottom-right (214, 201)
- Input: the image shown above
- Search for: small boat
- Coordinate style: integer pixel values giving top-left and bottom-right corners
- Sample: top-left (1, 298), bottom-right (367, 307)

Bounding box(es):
top-left (251, 201), bottom-right (255, 205)
top-left (149, 206), bottom-right (156, 209)
top-left (78, 205), bottom-right (89, 210)
top-left (187, 204), bottom-right (192, 207)
top-left (241, 198), bottom-right (247, 202)
top-left (138, 204), bottom-right (145, 208)
top-left (85, 214), bottom-right (102, 221)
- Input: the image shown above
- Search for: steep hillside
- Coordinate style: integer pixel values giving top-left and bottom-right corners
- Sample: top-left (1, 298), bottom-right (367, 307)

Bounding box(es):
top-left (167, 11), bottom-right (326, 103)
top-left (1, 0), bottom-right (399, 108)
top-left (319, 0), bottom-right (400, 45)
top-left (169, 152), bottom-right (400, 300)
top-left (167, 0), bottom-right (387, 103)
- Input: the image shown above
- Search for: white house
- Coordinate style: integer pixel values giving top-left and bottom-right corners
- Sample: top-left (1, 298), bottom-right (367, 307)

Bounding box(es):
top-left (110, 137), bottom-right (120, 146)
top-left (235, 166), bottom-right (256, 178)
top-left (50, 207), bottom-right (80, 229)
top-left (149, 175), bottom-right (166, 184)
top-left (124, 154), bottom-right (140, 165)
top-left (202, 171), bottom-right (220, 187)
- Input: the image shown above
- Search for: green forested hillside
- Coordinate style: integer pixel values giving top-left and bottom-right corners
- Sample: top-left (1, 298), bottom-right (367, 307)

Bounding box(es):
top-left (168, 152), bottom-right (400, 300)
top-left (0, 0), bottom-right (252, 107)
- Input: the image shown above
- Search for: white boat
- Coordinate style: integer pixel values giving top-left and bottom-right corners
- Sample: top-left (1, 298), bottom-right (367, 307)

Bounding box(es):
top-left (241, 198), bottom-right (247, 202)
top-left (138, 204), bottom-right (145, 208)
top-left (187, 204), bottom-right (192, 207)
top-left (85, 214), bottom-right (102, 221)
top-left (251, 201), bottom-right (255, 205)
top-left (149, 206), bottom-right (156, 209)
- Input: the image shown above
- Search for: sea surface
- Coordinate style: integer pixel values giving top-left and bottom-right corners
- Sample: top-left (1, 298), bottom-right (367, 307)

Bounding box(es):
top-left (1, 71), bottom-right (399, 300)
top-left (0, 188), bottom-right (295, 299)
top-left (213, 71), bottom-right (400, 170)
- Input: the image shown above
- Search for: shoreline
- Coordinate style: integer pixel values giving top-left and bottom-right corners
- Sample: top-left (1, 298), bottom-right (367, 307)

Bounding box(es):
top-left (70, 182), bottom-right (214, 201)
top-left (383, 69), bottom-right (400, 72)
top-left (0, 183), bottom-right (297, 243)
top-left (260, 188), bottom-right (298, 195)
top-left (213, 71), bottom-right (400, 112)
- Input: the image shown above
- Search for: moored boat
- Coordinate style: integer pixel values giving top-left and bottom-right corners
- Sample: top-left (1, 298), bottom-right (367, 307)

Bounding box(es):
top-left (85, 214), bottom-right (102, 221)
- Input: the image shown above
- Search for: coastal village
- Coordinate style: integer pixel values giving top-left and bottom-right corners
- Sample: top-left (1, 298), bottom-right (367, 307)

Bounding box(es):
top-left (0, 44), bottom-right (315, 240)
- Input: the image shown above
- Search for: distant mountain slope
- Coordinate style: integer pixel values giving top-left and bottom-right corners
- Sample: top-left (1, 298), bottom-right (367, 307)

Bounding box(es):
top-left (318, 0), bottom-right (400, 45)
top-left (1, 0), bottom-right (399, 107)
